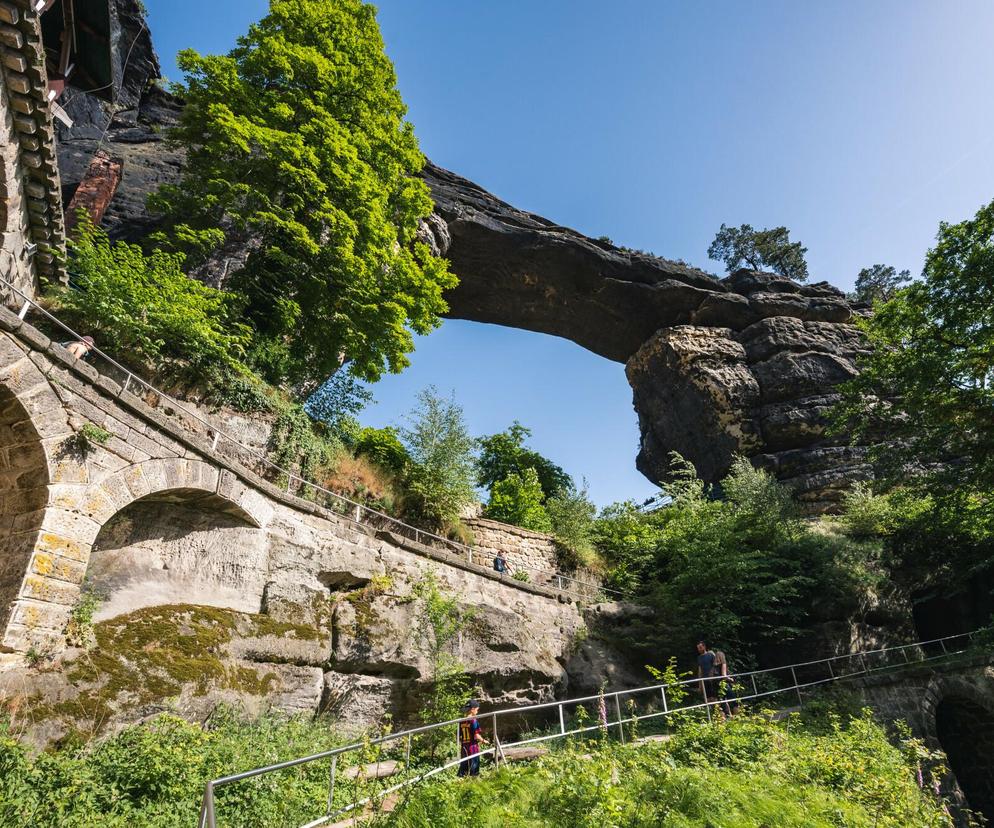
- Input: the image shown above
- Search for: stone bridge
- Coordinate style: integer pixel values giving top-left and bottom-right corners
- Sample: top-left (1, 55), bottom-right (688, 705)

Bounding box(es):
top-left (0, 304), bottom-right (585, 721)
top-left (853, 653), bottom-right (994, 825)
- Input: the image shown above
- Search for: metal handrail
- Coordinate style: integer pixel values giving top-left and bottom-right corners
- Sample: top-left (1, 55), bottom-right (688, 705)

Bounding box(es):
top-left (196, 628), bottom-right (986, 827)
top-left (0, 279), bottom-right (620, 601)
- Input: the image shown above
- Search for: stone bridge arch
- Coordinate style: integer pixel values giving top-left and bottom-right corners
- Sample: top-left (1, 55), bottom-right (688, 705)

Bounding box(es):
top-left (922, 675), bottom-right (994, 824)
top-left (3, 452), bottom-right (272, 652)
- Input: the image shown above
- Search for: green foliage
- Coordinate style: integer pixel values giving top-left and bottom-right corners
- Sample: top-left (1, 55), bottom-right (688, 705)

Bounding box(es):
top-left (853, 263), bottom-right (912, 304)
top-left (56, 216), bottom-right (251, 387)
top-left (399, 388), bottom-right (477, 530)
top-left (834, 198), bottom-right (994, 502)
top-left (151, 0), bottom-right (456, 387)
top-left (512, 570), bottom-right (530, 583)
top-left (304, 370), bottom-right (373, 443)
top-left (71, 422), bottom-right (112, 457)
top-left (708, 222), bottom-right (809, 281)
top-left (591, 499), bottom-right (668, 593)
top-left (476, 422), bottom-right (571, 501)
top-left (354, 426), bottom-right (411, 477)
top-left (267, 397), bottom-right (344, 484)
top-left (410, 570), bottom-right (473, 756)
top-left (377, 708), bottom-right (953, 828)
top-left (599, 456), bottom-right (872, 664)
top-left (64, 583), bottom-right (102, 648)
top-left (0, 709), bottom-right (359, 827)
top-left (485, 468), bottom-right (551, 532)
top-left (546, 482), bottom-right (598, 569)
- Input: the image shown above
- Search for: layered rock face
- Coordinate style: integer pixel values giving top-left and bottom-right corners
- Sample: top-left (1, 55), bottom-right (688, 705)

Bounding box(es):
top-left (54, 1), bottom-right (872, 510)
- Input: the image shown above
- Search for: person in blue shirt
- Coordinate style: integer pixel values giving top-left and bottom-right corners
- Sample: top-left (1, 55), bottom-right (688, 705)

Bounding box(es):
top-left (493, 550), bottom-right (508, 574)
top-left (457, 699), bottom-right (487, 777)
top-left (696, 640), bottom-right (719, 704)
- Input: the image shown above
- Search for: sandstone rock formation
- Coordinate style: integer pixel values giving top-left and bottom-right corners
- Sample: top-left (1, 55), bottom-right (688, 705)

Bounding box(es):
top-left (53, 0), bottom-right (873, 510)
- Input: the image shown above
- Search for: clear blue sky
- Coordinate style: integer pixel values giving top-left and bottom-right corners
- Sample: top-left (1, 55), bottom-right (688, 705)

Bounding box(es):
top-left (144, 1), bottom-right (994, 507)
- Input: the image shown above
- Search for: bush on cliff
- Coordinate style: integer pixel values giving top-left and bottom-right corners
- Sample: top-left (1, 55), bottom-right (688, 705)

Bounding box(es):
top-left (150, 0), bottom-right (455, 389)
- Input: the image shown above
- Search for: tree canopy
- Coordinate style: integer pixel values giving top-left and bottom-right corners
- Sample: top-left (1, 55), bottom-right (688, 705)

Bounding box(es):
top-left (834, 198), bottom-right (994, 499)
top-left (151, 0), bottom-right (455, 389)
top-left (708, 223), bottom-right (809, 281)
top-left (476, 422), bottom-right (571, 501)
top-left (852, 264), bottom-right (912, 304)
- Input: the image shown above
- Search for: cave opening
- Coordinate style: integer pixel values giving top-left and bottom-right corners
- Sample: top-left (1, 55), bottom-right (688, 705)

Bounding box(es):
top-left (935, 695), bottom-right (994, 823)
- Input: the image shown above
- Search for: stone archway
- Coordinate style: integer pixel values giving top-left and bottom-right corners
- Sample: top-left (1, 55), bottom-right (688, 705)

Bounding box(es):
top-left (4, 455), bottom-right (273, 652)
top-left (935, 695), bottom-right (994, 823)
top-left (86, 485), bottom-right (269, 621)
top-left (0, 385), bottom-right (49, 649)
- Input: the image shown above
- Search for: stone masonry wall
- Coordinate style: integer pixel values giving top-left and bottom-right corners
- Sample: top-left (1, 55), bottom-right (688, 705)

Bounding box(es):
top-left (463, 516), bottom-right (560, 586)
top-left (0, 306), bottom-right (593, 740)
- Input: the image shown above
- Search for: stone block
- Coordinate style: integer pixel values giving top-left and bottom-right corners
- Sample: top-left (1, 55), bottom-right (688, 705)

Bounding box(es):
top-left (21, 574), bottom-right (81, 605)
top-left (31, 551), bottom-right (86, 584)
top-left (0, 4), bottom-right (20, 25)
top-left (16, 323), bottom-right (50, 352)
top-left (40, 507), bottom-right (100, 546)
top-left (0, 309), bottom-right (22, 334)
top-left (122, 464), bottom-right (151, 500)
top-left (5, 70), bottom-right (28, 95)
top-left (8, 600), bottom-right (71, 633)
top-left (35, 531), bottom-right (91, 564)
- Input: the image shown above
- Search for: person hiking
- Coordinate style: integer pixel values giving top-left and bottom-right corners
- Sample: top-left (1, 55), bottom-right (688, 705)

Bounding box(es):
top-left (63, 335), bottom-right (95, 360)
top-left (458, 699), bottom-right (487, 777)
top-left (696, 640), bottom-right (718, 704)
top-left (493, 550), bottom-right (508, 574)
top-left (713, 649), bottom-right (739, 717)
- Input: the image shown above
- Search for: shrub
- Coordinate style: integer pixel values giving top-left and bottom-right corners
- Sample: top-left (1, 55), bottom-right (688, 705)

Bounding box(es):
top-left (485, 468), bottom-right (551, 532)
top-left (546, 482), bottom-right (598, 569)
top-left (56, 215), bottom-right (251, 386)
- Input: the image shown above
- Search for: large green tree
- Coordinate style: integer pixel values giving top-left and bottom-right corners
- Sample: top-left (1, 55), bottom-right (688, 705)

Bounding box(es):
top-left (708, 223), bottom-right (809, 281)
top-left (834, 199), bottom-right (994, 498)
top-left (476, 422), bottom-right (571, 501)
top-left (151, 0), bottom-right (455, 388)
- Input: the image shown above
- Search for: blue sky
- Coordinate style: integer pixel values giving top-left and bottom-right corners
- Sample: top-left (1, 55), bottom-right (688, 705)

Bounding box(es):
top-left (144, 1), bottom-right (994, 507)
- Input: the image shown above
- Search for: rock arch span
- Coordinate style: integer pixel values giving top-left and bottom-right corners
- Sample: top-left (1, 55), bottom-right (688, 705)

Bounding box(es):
top-left (51, 3), bottom-right (873, 510)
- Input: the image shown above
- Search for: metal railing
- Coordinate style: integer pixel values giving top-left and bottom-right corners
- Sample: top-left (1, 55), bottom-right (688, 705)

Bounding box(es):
top-left (196, 629), bottom-right (984, 827)
top-left (0, 279), bottom-right (619, 601)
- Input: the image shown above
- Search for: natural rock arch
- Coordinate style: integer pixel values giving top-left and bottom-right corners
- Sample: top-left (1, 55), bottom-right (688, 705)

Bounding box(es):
top-left (51, 5), bottom-right (875, 510)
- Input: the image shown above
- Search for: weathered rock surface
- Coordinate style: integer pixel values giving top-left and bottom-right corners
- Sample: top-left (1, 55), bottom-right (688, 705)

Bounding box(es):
top-left (53, 0), bottom-right (874, 510)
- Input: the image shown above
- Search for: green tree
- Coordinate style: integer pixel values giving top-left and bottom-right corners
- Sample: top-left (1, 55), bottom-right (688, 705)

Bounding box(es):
top-left (399, 388), bottom-right (477, 529)
top-left (546, 482), bottom-right (598, 568)
top-left (354, 426), bottom-right (410, 476)
top-left (57, 215), bottom-right (251, 384)
top-left (834, 199), bottom-right (994, 498)
top-left (476, 422), bottom-right (571, 500)
top-left (304, 370), bottom-right (373, 443)
top-left (591, 500), bottom-right (669, 593)
top-left (485, 468), bottom-right (552, 532)
top-left (151, 0), bottom-right (456, 388)
top-left (852, 263), bottom-right (911, 304)
top-left (708, 223), bottom-right (809, 281)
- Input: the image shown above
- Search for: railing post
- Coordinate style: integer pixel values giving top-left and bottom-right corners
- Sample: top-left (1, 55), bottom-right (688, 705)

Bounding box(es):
top-left (940, 638), bottom-right (949, 655)
top-left (492, 713), bottom-right (499, 766)
top-left (17, 300), bottom-right (29, 319)
top-left (468, 548), bottom-right (473, 566)
top-left (121, 373), bottom-right (132, 394)
top-left (859, 653), bottom-right (869, 674)
top-left (660, 685), bottom-right (668, 714)
top-left (211, 431), bottom-right (220, 451)
top-left (614, 694), bottom-right (625, 743)
top-left (750, 673), bottom-right (758, 700)
top-left (204, 782), bottom-right (217, 828)
top-left (790, 666), bottom-right (803, 706)
top-left (286, 474), bottom-right (293, 493)
top-left (405, 732), bottom-right (412, 772)
top-left (354, 503), bottom-right (361, 522)
top-left (327, 754), bottom-right (338, 813)
top-left (826, 659), bottom-right (835, 679)
top-left (558, 702), bottom-right (566, 735)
